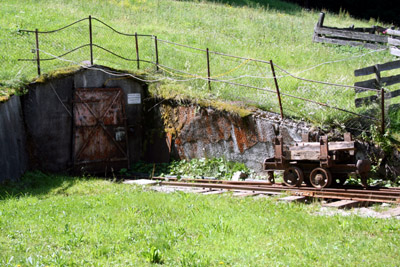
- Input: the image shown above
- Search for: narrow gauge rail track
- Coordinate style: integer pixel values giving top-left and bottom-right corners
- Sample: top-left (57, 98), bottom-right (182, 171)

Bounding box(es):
top-left (138, 177), bottom-right (400, 204)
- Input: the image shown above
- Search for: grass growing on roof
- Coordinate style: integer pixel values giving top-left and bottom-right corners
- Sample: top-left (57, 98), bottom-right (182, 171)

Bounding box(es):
top-left (1, 171), bottom-right (400, 266)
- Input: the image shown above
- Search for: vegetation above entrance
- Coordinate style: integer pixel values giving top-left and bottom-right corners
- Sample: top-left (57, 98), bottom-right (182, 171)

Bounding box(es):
top-left (1, 0), bottom-right (399, 138)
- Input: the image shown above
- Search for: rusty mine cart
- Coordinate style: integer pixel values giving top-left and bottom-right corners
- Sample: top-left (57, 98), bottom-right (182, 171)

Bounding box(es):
top-left (263, 133), bottom-right (371, 188)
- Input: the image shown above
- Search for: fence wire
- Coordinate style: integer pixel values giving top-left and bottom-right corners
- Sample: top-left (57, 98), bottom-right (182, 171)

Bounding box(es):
top-left (16, 16), bottom-right (395, 135)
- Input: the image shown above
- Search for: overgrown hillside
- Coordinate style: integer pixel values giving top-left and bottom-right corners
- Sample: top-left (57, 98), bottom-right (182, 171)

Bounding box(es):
top-left (1, 0), bottom-right (398, 135)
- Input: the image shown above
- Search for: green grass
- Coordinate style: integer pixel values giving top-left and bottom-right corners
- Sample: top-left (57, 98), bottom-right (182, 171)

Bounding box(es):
top-left (0, 0), bottom-right (399, 131)
top-left (1, 171), bottom-right (400, 266)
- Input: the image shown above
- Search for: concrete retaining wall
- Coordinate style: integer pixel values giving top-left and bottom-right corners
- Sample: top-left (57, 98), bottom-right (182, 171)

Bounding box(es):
top-left (23, 76), bottom-right (74, 172)
top-left (0, 95), bottom-right (28, 183)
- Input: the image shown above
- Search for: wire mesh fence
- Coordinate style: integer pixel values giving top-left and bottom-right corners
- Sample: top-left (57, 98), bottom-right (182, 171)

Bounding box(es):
top-left (17, 16), bottom-right (395, 135)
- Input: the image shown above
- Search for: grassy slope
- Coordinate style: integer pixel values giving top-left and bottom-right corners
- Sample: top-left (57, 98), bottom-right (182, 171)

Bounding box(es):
top-left (0, 0), bottom-right (398, 128)
top-left (0, 172), bottom-right (399, 266)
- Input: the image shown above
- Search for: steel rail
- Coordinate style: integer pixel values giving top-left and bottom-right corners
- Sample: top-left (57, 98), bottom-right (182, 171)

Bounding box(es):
top-left (146, 176), bottom-right (274, 186)
top-left (156, 181), bottom-right (400, 203)
top-left (132, 176), bottom-right (400, 194)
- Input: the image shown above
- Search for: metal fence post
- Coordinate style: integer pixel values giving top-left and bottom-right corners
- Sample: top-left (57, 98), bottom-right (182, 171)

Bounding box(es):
top-left (35, 29), bottom-right (41, 76)
top-left (206, 48), bottom-right (211, 91)
top-left (381, 87), bottom-right (385, 134)
top-left (89, 15), bottom-right (93, 65)
top-left (154, 35), bottom-right (159, 71)
top-left (135, 32), bottom-right (140, 69)
top-left (270, 60), bottom-right (284, 120)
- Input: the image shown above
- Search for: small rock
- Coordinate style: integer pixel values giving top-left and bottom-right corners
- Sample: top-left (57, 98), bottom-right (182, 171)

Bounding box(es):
top-left (232, 171), bottom-right (248, 181)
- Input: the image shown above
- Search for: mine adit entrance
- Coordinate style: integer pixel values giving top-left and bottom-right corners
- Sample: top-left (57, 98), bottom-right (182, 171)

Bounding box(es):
top-left (20, 66), bottom-right (155, 175)
top-left (73, 87), bottom-right (129, 173)
top-left (2, 65), bottom-right (314, 182)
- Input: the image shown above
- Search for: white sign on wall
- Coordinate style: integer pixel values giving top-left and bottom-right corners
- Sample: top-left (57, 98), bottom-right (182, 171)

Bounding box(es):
top-left (127, 93), bottom-right (141, 104)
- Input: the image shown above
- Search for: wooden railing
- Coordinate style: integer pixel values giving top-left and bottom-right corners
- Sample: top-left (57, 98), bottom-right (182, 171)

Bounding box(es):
top-left (354, 60), bottom-right (400, 132)
top-left (313, 12), bottom-right (388, 50)
top-left (386, 29), bottom-right (400, 56)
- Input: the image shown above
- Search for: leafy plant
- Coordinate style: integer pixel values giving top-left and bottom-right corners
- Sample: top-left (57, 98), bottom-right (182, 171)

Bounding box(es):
top-left (125, 158), bottom-right (251, 180)
top-left (142, 246), bottom-right (164, 264)
top-left (166, 157), bottom-right (250, 179)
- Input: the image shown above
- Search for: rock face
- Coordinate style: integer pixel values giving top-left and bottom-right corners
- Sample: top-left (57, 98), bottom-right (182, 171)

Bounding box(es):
top-left (149, 104), bottom-right (311, 172)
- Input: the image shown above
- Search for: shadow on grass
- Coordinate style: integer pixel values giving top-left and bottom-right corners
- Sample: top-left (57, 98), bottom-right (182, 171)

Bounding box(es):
top-left (181, 0), bottom-right (302, 14)
top-left (0, 171), bottom-right (82, 199)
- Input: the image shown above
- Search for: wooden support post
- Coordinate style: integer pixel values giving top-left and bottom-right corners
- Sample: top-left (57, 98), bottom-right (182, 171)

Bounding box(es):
top-left (206, 48), bottom-right (211, 91)
top-left (317, 12), bottom-right (325, 28)
top-left (35, 29), bottom-right (41, 76)
top-left (313, 12), bottom-right (325, 42)
top-left (374, 64), bottom-right (385, 134)
top-left (135, 32), bottom-right (140, 69)
top-left (89, 15), bottom-right (93, 65)
top-left (270, 60), bottom-right (284, 120)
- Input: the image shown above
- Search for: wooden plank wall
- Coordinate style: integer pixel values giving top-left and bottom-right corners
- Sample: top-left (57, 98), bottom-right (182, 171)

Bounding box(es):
top-left (354, 61), bottom-right (400, 109)
top-left (313, 12), bottom-right (388, 50)
top-left (386, 29), bottom-right (400, 56)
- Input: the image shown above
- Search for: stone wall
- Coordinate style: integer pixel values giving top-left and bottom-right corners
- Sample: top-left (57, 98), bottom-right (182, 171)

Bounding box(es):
top-left (0, 95), bottom-right (28, 182)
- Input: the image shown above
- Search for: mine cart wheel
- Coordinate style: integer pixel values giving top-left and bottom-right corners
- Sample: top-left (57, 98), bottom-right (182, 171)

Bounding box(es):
top-left (267, 171), bottom-right (275, 184)
top-left (309, 168), bottom-right (332, 188)
top-left (303, 173), bottom-right (312, 187)
top-left (283, 167), bottom-right (304, 187)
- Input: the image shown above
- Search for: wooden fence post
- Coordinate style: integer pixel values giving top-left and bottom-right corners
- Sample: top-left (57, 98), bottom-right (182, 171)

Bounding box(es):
top-left (317, 12), bottom-right (325, 28)
top-left (313, 12), bottom-right (325, 43)
top-left (374, 65), bottom-right (385, 134)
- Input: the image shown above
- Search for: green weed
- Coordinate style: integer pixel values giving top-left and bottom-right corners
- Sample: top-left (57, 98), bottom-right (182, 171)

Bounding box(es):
top-left (142, 246), bottom-right (164, 264)
top-left (124, 157), bottom-right (251, 179)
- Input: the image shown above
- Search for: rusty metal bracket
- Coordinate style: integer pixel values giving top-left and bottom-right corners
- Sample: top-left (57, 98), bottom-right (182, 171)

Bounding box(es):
top-left (319, 136), bottom-right (332, 168)
top-left (274, 136), bottom-right (285, 165)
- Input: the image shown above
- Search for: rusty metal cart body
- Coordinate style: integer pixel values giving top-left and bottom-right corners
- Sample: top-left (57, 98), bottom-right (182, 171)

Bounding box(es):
top-left (263, 133), bottom-right (371, 188)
